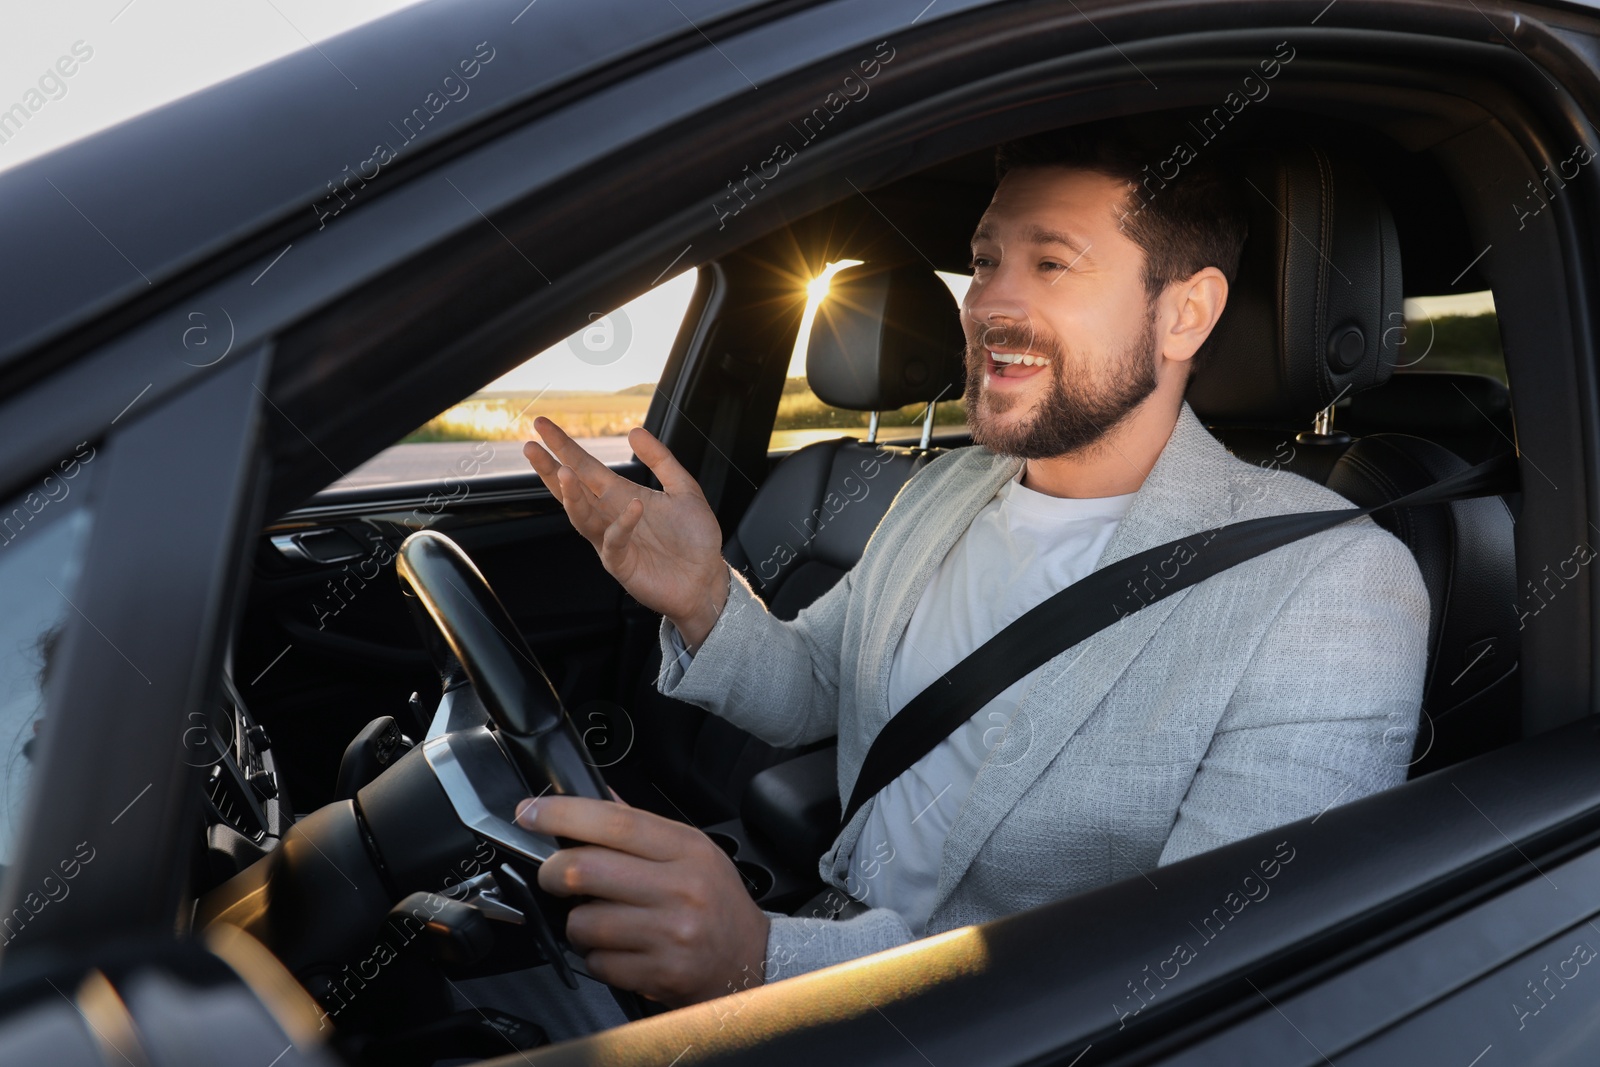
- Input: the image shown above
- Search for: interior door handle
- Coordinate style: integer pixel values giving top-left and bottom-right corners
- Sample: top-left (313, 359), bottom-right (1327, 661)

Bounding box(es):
top-left (269, 527), bottom-right (367, 564)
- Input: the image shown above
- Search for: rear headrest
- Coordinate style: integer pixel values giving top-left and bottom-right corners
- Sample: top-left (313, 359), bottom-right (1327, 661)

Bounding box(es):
top-left (1187, 141), bottom-right (1403, 425)
top-left (806, 262), bottom-right (967, 412)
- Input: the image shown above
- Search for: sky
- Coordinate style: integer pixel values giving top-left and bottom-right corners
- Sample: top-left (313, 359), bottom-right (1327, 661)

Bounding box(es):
top-left (1, 1), bottom-right (432, 174)
top-left (1405, 292), bottom-right (1496, 318)
top-left (483, 270), bottom-right (702, 394)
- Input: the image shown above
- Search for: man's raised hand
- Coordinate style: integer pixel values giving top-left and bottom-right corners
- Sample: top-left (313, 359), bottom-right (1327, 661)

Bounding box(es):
top-left (523, 418), bottom-right (728, 648)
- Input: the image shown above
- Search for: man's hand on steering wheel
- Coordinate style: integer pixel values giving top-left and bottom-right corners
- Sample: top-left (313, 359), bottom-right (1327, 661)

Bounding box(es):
top-left (515, 793), bottom-right (771, 1008)
top-left (524, 418), bottom-right (728, 650)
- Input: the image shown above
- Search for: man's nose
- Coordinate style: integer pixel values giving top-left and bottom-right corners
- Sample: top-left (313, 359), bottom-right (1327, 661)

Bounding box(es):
top-left (963, 266), bottom-right (1033, 336)
top-left (963, 295), bottom-right (1032, 350)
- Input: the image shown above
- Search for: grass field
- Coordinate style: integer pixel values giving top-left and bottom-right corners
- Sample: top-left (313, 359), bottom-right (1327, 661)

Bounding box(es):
top-left (1403, 312), bottom-right (1507, 383)
top-left (404, 388), bottom-right (656, 443)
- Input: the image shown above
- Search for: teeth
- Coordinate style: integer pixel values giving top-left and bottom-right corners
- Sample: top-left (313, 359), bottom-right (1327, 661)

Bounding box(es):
top-left (989, 350), bottom-right (1050, 367)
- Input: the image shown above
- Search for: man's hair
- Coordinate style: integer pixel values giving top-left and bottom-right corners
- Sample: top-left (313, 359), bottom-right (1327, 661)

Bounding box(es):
top-left (993, 119), bottom-right (1248, 375)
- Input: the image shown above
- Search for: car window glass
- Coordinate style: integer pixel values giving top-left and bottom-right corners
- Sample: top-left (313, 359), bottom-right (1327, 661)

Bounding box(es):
top-left (332, 270), bottom-right (700, 489)
top-left (0, 458), bottom-right (94, 886)
top-left (1399, 290), bottom-right (1506, 384)
top-left (770, 265), bottom-right (970, 452)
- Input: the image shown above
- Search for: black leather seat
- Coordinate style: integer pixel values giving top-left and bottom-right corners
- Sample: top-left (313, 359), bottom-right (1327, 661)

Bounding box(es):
top-left (722, 262), bottom-right (967, 617)
top-left (654, 261), bottom-right (967, 819)
top-left (1189, 140), bottom-right (1521, 776)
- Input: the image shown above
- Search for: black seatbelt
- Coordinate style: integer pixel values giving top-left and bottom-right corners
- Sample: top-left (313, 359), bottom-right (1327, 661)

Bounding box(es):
top-left (840, 451), bottom-right (1520, 830)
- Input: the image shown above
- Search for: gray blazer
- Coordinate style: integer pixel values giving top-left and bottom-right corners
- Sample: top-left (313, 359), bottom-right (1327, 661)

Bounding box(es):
top-left (656, 402), bottom-right (1429, 983)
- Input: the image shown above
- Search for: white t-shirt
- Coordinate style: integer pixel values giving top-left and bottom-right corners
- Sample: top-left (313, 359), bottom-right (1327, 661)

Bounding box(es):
top-left (843, 465), bottom-right (1136, 934)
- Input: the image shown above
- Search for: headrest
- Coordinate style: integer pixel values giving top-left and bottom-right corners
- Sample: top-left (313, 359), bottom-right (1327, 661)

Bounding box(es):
top-left (1187, 141), bottom-right (1403, 425)
top-left (806, 262), bottom-right (968, 412)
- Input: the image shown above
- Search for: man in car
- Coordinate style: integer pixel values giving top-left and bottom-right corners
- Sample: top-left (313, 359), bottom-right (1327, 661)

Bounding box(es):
top-left (513, 123), bottom-right (1430, 1017)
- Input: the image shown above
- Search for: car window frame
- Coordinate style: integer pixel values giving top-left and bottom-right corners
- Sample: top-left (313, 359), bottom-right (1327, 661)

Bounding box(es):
top-left (321, 266), bottom-right (708, 496)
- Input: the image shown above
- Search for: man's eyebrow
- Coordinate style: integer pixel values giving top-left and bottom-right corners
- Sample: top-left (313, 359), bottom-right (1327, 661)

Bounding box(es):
top-left (969, 222), bottom-right (1095, 262)
top-left (1025, 223), bottom-right (1093, 258)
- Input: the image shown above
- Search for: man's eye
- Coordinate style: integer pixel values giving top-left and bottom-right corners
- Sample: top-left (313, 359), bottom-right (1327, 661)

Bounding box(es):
top-left (969, 255), bottom-right (994, 270)
top-left (1041, 260), bottom-right (1068, 273)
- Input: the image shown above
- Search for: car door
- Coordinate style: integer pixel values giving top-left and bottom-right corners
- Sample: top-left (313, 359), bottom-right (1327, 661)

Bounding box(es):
top-left (0, 344), bottom-right (343, 1064)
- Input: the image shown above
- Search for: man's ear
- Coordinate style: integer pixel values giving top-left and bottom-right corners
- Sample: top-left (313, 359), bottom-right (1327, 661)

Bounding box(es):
top-left (1159, 267), bottom-right (1230, 367)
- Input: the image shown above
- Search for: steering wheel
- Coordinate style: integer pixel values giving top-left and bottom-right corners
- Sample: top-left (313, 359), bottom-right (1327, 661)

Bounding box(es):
top-left (396, 529), bottom-right (610, 805)
top-left (394, 530), bottom-right (646, 1019)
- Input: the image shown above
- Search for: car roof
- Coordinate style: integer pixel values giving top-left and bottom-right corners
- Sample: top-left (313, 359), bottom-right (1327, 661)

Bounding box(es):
top-left (0, 0), bottom-right (791, 378)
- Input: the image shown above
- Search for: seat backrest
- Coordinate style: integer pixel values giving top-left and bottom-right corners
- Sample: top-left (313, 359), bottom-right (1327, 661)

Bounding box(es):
top-left (1188, 141), bottom-right (1404, 424)
top-left (723, 261), bottom-right (967, 618)
top-left (1190, 141), bottom-right (1521, 775)
top-left (723, 438), bottom-right (941, 619)
top-left (676, 261), bottom-right (966, 818)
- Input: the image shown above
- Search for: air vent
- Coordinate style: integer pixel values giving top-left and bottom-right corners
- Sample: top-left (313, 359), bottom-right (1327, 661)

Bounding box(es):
top-left (204, 757), bottom-right (266, 842)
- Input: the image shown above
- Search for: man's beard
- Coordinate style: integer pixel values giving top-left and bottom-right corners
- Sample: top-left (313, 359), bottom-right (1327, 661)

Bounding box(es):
top-left (963, 303), bottom-right (1160, 460)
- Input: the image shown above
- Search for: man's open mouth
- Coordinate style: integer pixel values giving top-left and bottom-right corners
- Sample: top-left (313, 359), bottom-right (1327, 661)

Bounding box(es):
top-left (986, 348), bottom-right (1053, 379)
